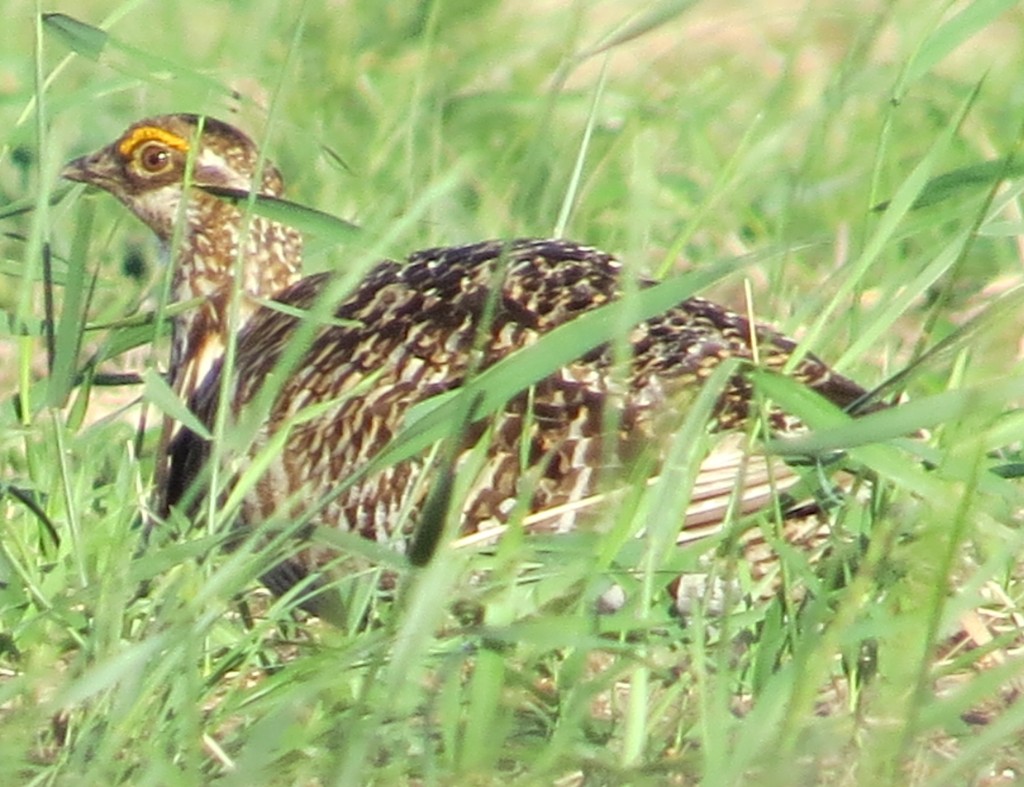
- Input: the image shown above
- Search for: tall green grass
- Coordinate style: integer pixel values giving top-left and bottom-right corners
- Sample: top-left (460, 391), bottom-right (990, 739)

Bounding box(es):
top-left (2, 0), bottom-right (1024, 783)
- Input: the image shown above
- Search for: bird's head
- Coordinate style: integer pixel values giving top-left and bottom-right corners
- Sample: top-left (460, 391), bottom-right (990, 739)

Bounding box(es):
top-left (63, 113), bottom-right (304, 395)
top-left (62, 113), bottom-right (287, 242)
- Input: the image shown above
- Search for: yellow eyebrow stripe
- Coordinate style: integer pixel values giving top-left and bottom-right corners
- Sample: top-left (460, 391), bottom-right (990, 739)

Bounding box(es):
top-left (117, 126), bottom-right (190, 157)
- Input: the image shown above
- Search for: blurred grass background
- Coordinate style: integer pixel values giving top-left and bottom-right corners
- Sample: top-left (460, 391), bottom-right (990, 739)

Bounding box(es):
top-left (3, 0), bottom-right (1024, 784)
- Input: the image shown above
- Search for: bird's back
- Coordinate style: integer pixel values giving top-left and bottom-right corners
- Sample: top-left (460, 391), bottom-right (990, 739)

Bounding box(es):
top-left (168, 239), bottom-right (868, 586)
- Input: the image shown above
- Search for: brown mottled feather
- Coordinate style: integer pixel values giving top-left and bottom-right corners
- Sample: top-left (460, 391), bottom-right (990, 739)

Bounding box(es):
top-left (173, 238), bottom-right (866, 596)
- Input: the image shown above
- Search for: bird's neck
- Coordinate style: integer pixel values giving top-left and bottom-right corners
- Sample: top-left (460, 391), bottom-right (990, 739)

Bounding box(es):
top-left (168, 193), bottom-right (303, 397)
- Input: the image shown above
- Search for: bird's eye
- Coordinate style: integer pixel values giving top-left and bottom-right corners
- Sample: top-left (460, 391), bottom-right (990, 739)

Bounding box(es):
top-left (135, 141), bottom-right (173, 175)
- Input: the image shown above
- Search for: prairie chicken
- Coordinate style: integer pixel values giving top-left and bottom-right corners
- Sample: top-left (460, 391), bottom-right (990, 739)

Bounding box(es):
top-left (63, 114), bottom-right (874, 620)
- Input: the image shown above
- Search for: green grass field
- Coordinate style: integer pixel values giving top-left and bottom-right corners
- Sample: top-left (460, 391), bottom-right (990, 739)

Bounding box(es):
top-left (3, 0), bottom-right (1024, 783)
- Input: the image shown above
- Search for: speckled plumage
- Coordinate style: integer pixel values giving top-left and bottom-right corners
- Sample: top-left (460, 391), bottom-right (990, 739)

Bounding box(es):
top-left (64, 115), bottom-right (872, 616)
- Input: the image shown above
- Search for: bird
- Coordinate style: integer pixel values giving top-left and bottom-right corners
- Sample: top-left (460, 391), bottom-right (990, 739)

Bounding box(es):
top-left (62, 113), bottom-right (876, 620)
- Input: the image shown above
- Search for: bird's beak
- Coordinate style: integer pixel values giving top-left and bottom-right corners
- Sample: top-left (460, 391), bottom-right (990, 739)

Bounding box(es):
top-left (61, 146), bottom-right (119, 190)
